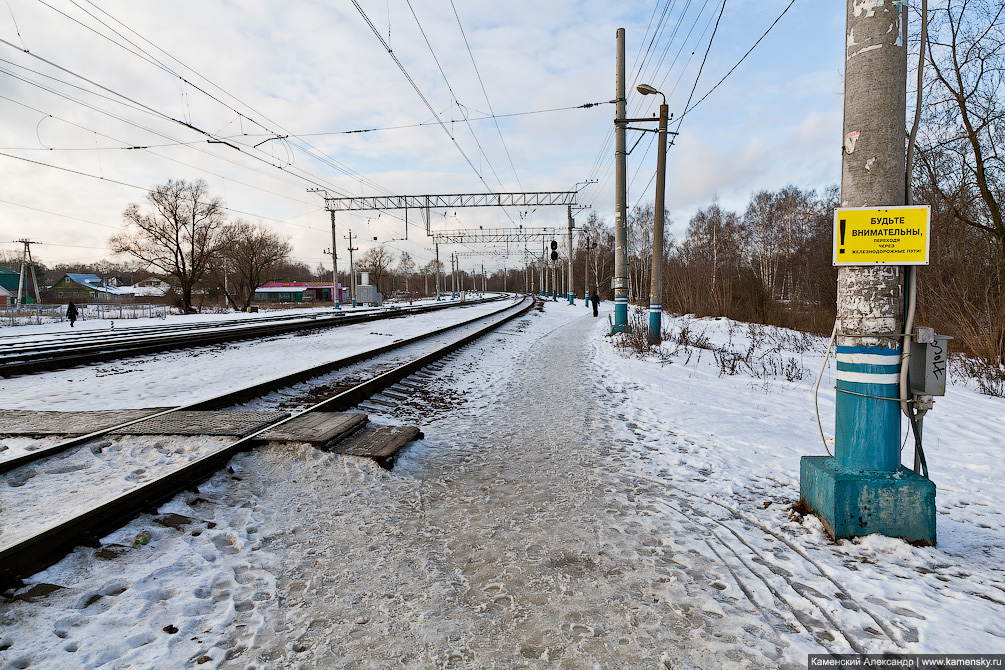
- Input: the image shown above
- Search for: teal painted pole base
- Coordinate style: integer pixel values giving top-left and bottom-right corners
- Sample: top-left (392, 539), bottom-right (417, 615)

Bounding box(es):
top-left (799, 456), bottom-right (936, 545)
top-left (611, 297), bottom-right (629, 334)
top-left (648, 304), bottom-right (661, 343)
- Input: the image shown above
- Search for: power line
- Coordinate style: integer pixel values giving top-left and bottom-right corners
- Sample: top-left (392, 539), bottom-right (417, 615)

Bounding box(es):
top-left (674, 0), bottom-right (727, 134)
top-left (270, 101), bottom-right (611, 138)
top-left (73, 0), bottom-right (397, 199)
top-left (403, 0), bottom-right (508, 192)
top-left (628, 0), bottom-right (727, 212)
top-left (682, 0), bottom-right (797, 119)
top-left (0, 197), bottom-right (119, 230)
top-left (0, 40), bottom-right (357, 196)
top-left (627, 0), bottom-right (722, 199)
top-left (449, 0), bottom-right (523, 190)
top-left (349, 0), bottom-right (497, 194)
top-left (0, 150), bottom-right (315, 228)
top-left (0, 90), bottom-right (333, 213)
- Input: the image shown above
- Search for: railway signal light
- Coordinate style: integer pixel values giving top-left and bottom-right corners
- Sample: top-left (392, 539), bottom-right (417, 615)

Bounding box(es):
top-left (550, 240), bottom-right (559, 261)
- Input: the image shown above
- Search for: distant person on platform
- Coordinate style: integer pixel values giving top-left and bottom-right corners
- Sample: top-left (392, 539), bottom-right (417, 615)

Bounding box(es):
top-left (591, 288), bottom-right (600, 317)
top-left (66, 301), bottom-right (78, 327)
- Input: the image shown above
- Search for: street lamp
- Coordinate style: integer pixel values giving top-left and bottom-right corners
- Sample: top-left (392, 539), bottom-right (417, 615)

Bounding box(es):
top-left (637, 83), bottom-right (669, 344)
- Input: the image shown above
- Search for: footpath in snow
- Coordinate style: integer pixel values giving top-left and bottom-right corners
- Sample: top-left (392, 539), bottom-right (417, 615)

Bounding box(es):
top-left (1, 299), bottom-right (1003, 668)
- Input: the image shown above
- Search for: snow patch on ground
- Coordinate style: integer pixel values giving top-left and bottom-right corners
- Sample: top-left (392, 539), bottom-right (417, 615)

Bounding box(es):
top-left (1, 302), bottom-right (1002, 668)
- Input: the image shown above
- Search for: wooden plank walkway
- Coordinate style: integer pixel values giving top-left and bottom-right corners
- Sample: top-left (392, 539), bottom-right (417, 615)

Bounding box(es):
top-left (256, 412), bottom-right (367, 448)
top-left (333, 425), bottom-right (423, 469)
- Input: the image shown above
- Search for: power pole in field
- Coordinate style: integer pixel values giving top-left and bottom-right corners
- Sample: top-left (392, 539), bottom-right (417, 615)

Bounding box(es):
top-left (800, 0), bottom-right (935, 545)
top-left (15, 239), bottom-right (41, 305)
top-left (612, 28), bottom-right (629, 332)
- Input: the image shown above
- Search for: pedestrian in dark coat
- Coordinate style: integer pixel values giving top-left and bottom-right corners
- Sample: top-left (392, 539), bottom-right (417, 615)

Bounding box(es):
top-left (591, 288), bottom-right (600, 317)
top-left (66, 301), bottom-right (78, 327)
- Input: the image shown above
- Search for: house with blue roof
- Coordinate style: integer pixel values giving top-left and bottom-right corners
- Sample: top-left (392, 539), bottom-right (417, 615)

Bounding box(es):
top-left (50, 273), bottom-right (132, 303)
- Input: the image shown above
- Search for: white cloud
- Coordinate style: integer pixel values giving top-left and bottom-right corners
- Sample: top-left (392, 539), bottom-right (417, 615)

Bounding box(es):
top-left (0, 0), bottom-right (845, 271)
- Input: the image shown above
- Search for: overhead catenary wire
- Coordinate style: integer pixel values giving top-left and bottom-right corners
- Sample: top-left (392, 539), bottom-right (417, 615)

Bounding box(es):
top-left (15, 0), bottom-right (407, 208)
top-left (0, 40), bottom-right (360, 199)
top-left (399, 0), bottom-right (518, 230)
top-left (349, 0), bottom-right (497, 196)
top-left (0, 150), bottom-right (317, 229)
top-left (1, 5), bottom-right (479, 271)
top-left (1, 93), bottom-right (328, 204)
top-left (73, 0), bottom-right (398, 199)
top-left (449, 0), bottom-right (523, 190)
top-left (680, 0), bottom-right (797, 120)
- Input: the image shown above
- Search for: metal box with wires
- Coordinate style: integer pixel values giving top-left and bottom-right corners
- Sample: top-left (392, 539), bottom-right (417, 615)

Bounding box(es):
top-left (908, 327), bottom-right (950, 397)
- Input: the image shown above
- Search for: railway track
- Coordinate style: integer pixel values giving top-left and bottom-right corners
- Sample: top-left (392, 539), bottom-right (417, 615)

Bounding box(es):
top-left (0, 295), bottom-right (535, 588)
top-left (0, 296), bottom-right (503, 377)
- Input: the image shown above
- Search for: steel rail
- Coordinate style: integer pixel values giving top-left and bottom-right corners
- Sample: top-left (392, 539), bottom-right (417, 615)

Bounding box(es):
top-left (0, 296), bottom-right (535, 588)
top-left (0, 296), bottom-right (518, 473)
top-left (0, 297), bottom-right (503, 377)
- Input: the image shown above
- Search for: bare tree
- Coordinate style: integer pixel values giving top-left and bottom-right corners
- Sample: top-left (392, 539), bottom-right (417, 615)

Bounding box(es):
top-left (421, 258), bottom-right (444, 296)
top-left (627, 204), bottom-right (654, 303)
top-left (677, 199), bottom-right (745, 316)
top-left (397, 251), bottom-right (416, 295)
top-left (744, 190), bottom-right (784, 296)
top-left (213, 220), bottom-right (293, 311)
top-left (915, 0), bottom-right (1005, 362)
top-left (110, 179), bottom-right (227, 313)
top-left (360, 245), bottom-right (394, 296)
top-left (578, 211), bottom-right (614, 298)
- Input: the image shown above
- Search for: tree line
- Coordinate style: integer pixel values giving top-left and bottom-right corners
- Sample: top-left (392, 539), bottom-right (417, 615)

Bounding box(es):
top-left (106, 178), bottom-right (460, 311)
top-left (564, 1), bottom-right (1004, 378)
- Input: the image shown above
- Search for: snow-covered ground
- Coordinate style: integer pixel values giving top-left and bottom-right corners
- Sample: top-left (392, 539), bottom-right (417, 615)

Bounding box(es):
top-left (0, 299), bottom-right (1002, 668)
top-left (0, 299), bottom-right (510, 410)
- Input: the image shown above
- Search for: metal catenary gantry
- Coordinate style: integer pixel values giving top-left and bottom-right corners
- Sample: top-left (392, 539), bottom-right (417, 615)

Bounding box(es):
top-left (319, 191), bottom-right (577, 241)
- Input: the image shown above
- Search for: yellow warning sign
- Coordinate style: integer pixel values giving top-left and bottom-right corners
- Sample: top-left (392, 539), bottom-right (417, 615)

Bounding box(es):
top-left (833, 205), bottom-right (930, 266)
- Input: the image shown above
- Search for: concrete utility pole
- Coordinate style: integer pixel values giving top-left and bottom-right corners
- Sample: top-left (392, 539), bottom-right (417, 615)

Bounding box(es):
top-left (800, 0), bottom-right (935, 545)
top-left (635, 84), bottom-right (670, 343)
top-left (329, 212), bottom-right (340, 309)
top-left (435, 242), bottom-right (441, 300)
top-left (650, 98), bottom-right (668, 342)
top-left (567, 205), bottom-right (575, 304)
top-left (612, 28), bottom-right (629, 333)
top-left (540, 240), bottom-right (546, 296)
top-left (345, 230), bottom-right (358, 307)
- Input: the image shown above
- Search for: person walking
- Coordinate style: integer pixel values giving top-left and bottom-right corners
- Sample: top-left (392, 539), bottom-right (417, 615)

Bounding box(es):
top-left (66, 301), bottom-right (78, 327)
top-left (590, 288), bottom-right (600, 317)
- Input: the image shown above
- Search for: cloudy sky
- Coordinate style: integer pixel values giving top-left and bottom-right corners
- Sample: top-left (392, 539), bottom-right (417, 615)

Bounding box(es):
top-left (0, 0), bottom-right (846, 273)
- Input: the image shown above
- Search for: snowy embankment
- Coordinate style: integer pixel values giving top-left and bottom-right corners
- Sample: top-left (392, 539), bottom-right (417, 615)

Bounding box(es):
top-left (594, 308), bottom-right (1005, 654)
top-left (0, 301), bottom-right (1002, 668)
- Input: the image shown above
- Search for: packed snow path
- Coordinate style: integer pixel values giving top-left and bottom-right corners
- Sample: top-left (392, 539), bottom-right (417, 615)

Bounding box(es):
top-left (221, 304), bottom-right (790, 668)
top-left (2, 301), bottom-right (1003, 668)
